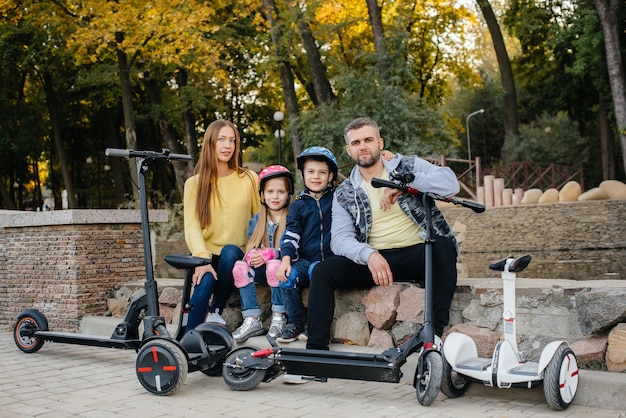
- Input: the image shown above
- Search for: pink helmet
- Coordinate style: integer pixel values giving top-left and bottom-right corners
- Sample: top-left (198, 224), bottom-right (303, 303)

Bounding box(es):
top-left (258, 165), bottom-right (294, 195)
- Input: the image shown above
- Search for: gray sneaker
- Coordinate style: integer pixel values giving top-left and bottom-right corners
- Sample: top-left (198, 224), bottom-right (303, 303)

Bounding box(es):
top-left (268, 312), bottom-right (287, 338)
top-left (205, 309), bottom-right (226, 326)
top-left (233, 316), bottom-right (265, 342)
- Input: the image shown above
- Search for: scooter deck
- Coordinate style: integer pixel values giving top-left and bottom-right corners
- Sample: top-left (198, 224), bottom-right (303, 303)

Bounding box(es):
top-left (35, 331), bottom-right (141, 350)
top-left (273, 348), bottom-right (403, 383)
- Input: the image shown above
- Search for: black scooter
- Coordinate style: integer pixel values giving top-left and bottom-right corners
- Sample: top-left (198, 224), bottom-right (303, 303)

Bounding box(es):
top-left (220, 175), bottom-right (485, 406)
top-left (13, 148), bottom-right (233, 396)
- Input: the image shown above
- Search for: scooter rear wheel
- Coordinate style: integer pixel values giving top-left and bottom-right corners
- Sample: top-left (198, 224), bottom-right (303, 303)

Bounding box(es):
top-left (416, 350), bottom-right (443, 406)
top-left (14, 309), bottom-right (49, 353)
top-left (222, 347), bottom-right (265, 391)
top-left (441, 349), bottom-right (470, 397)
top-left (136, 339), bottom-right (188, 396)
top-left (543, 344), bottom-right (578, 410)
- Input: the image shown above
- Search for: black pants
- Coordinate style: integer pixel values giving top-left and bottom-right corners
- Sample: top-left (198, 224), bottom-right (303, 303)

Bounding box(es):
top-left (306, 236), bottom-right (457, 350)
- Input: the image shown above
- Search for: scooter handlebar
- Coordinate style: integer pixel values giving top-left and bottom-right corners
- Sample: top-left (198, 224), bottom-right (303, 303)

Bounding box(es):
top-left (105, 148), bottom-right (194, 161)
top-left (371, 177), bottom-right (485, 213)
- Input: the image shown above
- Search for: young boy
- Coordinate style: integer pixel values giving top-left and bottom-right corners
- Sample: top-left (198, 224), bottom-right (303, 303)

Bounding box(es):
top-left (273, 146), bottom-right (337, 343)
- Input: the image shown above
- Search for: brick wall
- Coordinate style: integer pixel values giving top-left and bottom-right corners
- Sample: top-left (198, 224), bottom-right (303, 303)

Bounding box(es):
top-left (442, 199), bottom-right (626, 280)
top-left (0, 210), bottom-right (167, 332)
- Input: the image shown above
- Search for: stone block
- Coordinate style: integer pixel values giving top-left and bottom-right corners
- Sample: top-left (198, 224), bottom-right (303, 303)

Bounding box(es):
top-left (600, 180), bottom-right (626, 200)
top-left (367, 328), bottom-right (394, 349)
top-left (362, 285), bottom-right (401, 330)
top-left (443, 323), bottom-right (499, 357)
top-left (334, 311), bottom-right (370, 346)
top-left (396, 285), bottom-right (425, 323)
top-left (107, 298), bottom-right (128, 317)
top-left (521, 188), bottom-right (542, 204)
top-left (570, 335), bottom-right (608, 364)
top-left (538, 188), bottom-right (559, 204)
top-left (575, 288), bottom-right (626, 335)
top-left (159, 287), bottom-right (181, 306)
top-left (606, 323), bottom-right (626, 373)
top-left (578, 187), bottom-right (608, 201)
top-left (559, 181), bottom-right (581, 202)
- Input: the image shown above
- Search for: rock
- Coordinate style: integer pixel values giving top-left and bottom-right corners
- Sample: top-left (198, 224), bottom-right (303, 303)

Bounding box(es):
top-left (396, 285), bottom-right (425, 323)
top-left (362, 285), bottom-right (401, 329)
top-left (107, 298), bottom-right (128, 317)
top-left (578, 187), bottom-right (608, 201)
top-left (334, 311), bottom-right (370, 346)
top-left (599, 180), bottom-right (626, 200)
top-left (367, 328), bottom-right (395, 349)
top-left (159, 304), bottom-right (175, 324)
top-left (538, 188), bottom-right (559, 204)
top-left (391, 321), bottom-right (420, 344)
top-left (606, 323), bottom-right (626, 373)
top-left (443, 324), bottom-right (499, 357)
top-left (521, 188), bottom-right (542, 204)
top-left (570, 335), bottom-right (608, 364)
top-left (559, 181), bottom-right (582, 202)
top-left (575, 288), bottom-right (626, 335)
top-left (159, 287), bottom-right (181, 306)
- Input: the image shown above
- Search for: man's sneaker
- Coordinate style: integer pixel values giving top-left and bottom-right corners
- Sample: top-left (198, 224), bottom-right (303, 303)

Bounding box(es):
top-left (205, 309), bottom-right (226, 325)
top-left (276, 323), bottom-right (303, 343)
top-left (298, 331), bottom-right (308, 342)
top-left (281, 374), bottom-right (310, 384)
top-left (232, 316), bottom-right (265, 342)
top-left (268, 312), bottom-right (287, 338)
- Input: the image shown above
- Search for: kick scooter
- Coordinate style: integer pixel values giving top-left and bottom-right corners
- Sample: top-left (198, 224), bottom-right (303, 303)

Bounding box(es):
top-left (221, 174), bottom-right (485, 406)
top-left (441, 254), bottom-right (579, 410)
top-left (13, 148), bottom-right (234, 396)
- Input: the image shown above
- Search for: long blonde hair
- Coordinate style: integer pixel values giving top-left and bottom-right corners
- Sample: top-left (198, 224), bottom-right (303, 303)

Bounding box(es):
top-left (246, 176), bottom-right (291, 252)
top-left (194, 119), bottom-right (247, 229)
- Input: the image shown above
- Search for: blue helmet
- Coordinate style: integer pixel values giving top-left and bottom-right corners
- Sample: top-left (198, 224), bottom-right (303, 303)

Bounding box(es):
top-left (296, 146), bottom-right (338, 178)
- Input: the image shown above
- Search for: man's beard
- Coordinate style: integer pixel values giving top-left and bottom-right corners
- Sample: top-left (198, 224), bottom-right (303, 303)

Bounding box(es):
top-left (354, 151), bottom-right (380, 168)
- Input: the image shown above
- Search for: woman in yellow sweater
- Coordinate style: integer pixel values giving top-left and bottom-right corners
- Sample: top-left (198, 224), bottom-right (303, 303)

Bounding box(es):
top-left (183, 119), bottom-right (260, 332)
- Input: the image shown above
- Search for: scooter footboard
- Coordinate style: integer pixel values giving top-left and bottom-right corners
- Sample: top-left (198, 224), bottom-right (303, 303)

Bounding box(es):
top-left (275, 349), bottom-right (401, 383)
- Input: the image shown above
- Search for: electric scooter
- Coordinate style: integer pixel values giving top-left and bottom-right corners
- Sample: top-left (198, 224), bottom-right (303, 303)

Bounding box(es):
top-left (13, 148), bottom-right (234, 396)
top-left (220, 175), bottom-right (485, 407)
top-left (441, 254), bottom-right (579, 410)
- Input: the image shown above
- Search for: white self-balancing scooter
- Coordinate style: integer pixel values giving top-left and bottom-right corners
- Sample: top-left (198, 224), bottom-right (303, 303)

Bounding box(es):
top-left (441, 254), bottom-right (579, 410)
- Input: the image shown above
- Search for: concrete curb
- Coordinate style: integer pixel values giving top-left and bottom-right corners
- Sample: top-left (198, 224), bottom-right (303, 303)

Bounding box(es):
top-left (81, 316), bottom-right (626, 411)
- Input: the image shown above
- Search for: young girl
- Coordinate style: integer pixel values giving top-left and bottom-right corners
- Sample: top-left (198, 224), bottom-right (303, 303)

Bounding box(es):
top-left (183, 119), bottom-right (260, 333)
top-left (231, 165), bottom-right (294, 342)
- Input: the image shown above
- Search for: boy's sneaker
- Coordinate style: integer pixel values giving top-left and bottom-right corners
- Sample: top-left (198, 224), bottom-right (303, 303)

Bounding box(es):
top-left (205, 309), bottom-right (226, 326)
top-left (268, 312), bottom-right (287, 338)
top-left (298, 331), bottom-right (308, 342)
top-left (276, 323), bottom-right (303, 343)
top-left (232, 316), bottom-right (265, 342)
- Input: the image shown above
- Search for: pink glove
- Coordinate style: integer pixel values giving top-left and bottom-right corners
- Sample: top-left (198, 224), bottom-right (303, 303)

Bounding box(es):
top-left (245, 248), bottom-right (277, 264)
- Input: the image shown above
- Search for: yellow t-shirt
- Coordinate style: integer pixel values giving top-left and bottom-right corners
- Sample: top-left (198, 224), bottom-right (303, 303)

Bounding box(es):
top-left (183, 170), bottom-right (260, 258)
top-left (362, 169), bottom-right (424, 250)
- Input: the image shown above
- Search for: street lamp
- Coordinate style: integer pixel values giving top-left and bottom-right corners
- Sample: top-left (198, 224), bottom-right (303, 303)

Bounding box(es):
top-left (273, 111), bottom-right (285, 165)
top-left (466, 108), bottom-right (485, 161)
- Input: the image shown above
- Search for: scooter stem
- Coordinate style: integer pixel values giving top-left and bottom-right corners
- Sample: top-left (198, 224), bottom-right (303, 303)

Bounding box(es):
top-left (502, 258), bottom-right (519, 354)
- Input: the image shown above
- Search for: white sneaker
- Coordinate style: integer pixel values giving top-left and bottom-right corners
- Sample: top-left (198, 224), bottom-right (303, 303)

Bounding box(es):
top-left (281, 374), bottom-right (309, 385)
top-left (233, 316), bottom-right (265, 342)
top-left (205, 309), bottom-right (226, 325)
top-left (268, 312), bottom-right (287, 338)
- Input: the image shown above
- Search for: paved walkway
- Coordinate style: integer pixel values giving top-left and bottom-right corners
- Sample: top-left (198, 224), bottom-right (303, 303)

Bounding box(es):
top-left (0, 332), bottom-right (624, 417)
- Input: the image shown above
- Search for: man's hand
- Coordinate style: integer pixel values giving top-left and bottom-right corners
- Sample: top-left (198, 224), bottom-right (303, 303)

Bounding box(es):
top-left (368, 251), bottom-right (393, 286)
top-left (380, 187), bottom-right (403, 211)
top-left (193, 263), bottom-right (217, 285)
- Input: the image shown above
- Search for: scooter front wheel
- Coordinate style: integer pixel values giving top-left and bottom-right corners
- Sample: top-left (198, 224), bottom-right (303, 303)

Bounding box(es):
top-left (543, 344), bottom-right (578, 410)
top-left (441, 349), bottom-right (470, 397)
top-left (222, 347), bottom-right (265, 391)
top-left (14, 309), bottom-right (49, 353)
top-left (415, 350), bottom-right (443, 406)
top-left (136, 339), bottom-right (188, 396)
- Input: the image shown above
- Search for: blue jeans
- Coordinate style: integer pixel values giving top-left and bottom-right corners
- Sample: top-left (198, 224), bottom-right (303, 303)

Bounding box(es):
top-left (239, 264), bottom-right (286, 318)
top-left (279, 259), bottom-right (311, 329)
top-left (185, 245), bottom-right (243, 333)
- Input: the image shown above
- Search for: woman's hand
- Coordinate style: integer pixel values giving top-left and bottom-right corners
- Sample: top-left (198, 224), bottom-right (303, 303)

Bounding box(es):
top-left (192, 263), bottom-right (217, 285)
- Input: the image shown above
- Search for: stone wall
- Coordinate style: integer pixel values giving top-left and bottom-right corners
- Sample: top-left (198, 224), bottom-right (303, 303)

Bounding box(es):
top-left (0, 210), bottom-right (167, 332)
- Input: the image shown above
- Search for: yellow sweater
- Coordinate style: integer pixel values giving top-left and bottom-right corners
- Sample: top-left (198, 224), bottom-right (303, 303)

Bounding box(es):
top-left (183, 170), bottom-right (260, 259)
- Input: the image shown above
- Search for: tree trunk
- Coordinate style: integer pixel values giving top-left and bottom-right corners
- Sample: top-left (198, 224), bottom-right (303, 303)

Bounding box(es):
top-left (100, 106), bottom-right (127, 205)
top-left (262, 0), bottom-right (302, 166)
top-left (115, 31), bottom-right (139, 201)
top-left (295, 10), bottom-right (334, 105)
top-left (476, 0), bottom-right (518, 160)
top-left (41, 71), bottom-right (78, 209)
top-left (595, 0), bottom-right (626, 177)
top-left (177, 68), bottom-right (197, 178)
top-left (599, 93), bottom-right (616, 180)
top-left (365, 0), bottom-right (391, 80)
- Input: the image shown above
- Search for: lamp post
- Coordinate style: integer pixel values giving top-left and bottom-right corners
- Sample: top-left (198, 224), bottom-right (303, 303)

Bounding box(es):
top-left (273, 111), bottom-right (285, 165)
top-left (466, 108), bottom-right (485, 161)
